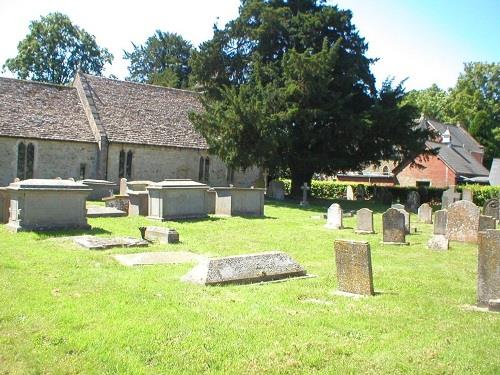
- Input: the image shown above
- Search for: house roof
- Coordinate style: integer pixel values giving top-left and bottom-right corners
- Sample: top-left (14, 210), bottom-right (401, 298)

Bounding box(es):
top-left (427, 141), bottom-right (489, 177)
top-left (80, 73), bottom-right (208, 149)
top-left (423, 119), bottom-right (483, 153)
top-left (0, 77), bottom-right (96, 143)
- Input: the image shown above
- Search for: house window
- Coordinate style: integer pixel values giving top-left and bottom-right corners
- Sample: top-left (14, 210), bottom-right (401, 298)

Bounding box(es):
top-left (118, 150), bottom-right (126, 178)
top-left (204, 157), bottom-right (210, 183)
top-left (198, 156), bottom-right (210, 183)
top-left (17, 142), bottom-right (35, 179)
top-left (79, 164), bottom-right (86, 180)
top-left (119, 149), bottom-right (133, 179)
top-left (126, 150), bottom-right (133, 179)
top-left (382, 166), bottom-right (389, 175)
top-left (416, 181), bottom-right (431, 187)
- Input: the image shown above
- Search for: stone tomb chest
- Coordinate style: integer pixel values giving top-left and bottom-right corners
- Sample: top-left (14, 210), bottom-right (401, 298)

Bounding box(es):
top-left (79, 179), bottom-right (116, 200)
top-left (147, 179), bottom-right (209, 220)
top-left (127, 180), bottom-right (153, 217)
top-left (213, 187), bottom-right (265, 216)
top-left (6, 179), bottom-right (91, 232)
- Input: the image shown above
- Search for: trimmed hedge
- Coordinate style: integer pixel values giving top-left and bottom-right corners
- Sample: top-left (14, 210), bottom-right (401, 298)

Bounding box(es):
top-left (279, 179), bottom-right (500, 207)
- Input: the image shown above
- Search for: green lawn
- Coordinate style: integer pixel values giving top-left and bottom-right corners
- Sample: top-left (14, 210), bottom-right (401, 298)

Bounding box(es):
top-left (0, 199), bottom-right (498, 374)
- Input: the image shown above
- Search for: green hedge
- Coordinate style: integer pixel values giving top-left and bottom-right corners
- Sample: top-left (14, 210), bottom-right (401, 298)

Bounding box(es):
top-left (279, 179), bottom-right (499, 207)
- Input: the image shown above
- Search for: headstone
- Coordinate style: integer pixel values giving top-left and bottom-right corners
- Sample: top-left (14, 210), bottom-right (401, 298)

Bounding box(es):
top-left (479, 215), bottom-right (497, 231)
top-left (0, 188), bottom-right (9, 224)
top-left (325, 203), bottom-right (343, 229)
top-left (119, 177), bottom-right (128, 196)
top-left (397, 208), bottom-right (411, 234)
top-left (334, 240), bottom-right (374, 296)
top-left (382, 208), bottom-right (407, 244)
top-left (382, 190), bottom-right (393, 205)
top-left (446, 200), bottom-right (481, 243)
top-left (73, 236), bottom-right (149, 250)
top-left (405, 191), bottom-right (420, 213)
top-left (434, 209), bottom-right (447, 235)
top-left (300, 183), bottom-right (311, 206)
top-left (182, 251), bottom-right (307, 285)
top-left (114, 251), bottom-right (206, 266)
top-left (483, 198), bottom-right (499, 221)
top-left (141, 226), bottom-right (179, 244)
top-left (427, 235), bottom-right (449, 250)
top-left (267, 180), bottom-right (285, 200)
top-left (356, 208), bottom-right (374, 234)
top-left (477, 230), bottom-right (500, 308)
top-left (391, 203), bottom-right (404, 210)
top-left (462, 188), bottom-right (473, 202)
top-left (417, 203), bottom-right (433, 224)
top-left (441, 187), bottom-right (461, 209)
top-left (355, 185), bottom-right (365, 200)
top-left (346, 186), bottom-right (354, 200)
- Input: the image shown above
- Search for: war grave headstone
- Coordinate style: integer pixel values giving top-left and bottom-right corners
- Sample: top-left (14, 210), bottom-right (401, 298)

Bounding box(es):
top-left (334, 240), bottom-right (374, 296)
top-left (477, 229), bottom-right (500, 311)
top-left (446, 200), bottom-right (481, 243)
top-left (346, 186), bottom-right (354, 200)
top-left (140, 226), bottom-right (179, 244)
top-left (355, 208), bottom-right (374, 234)
top-left (267, 180), bottom-right (285, 200)
top-left (434, 210), bottom-right (447, 235)
top-left (79, 179), bottom-right (117, 200)
top-left (382, 208), bottom-right (408, 245)
top-left (114, 251), bottom-right (206, 266)
top-left (300, 182), bottom-right (311, 206)
top-left (391, 203), bottom-right (404, 210)
top-left (405, 191), bottom-right (420, 213)
top-left (182, 251), bottom-right (307, 285)
top-left (441, 187), bottom-right (461, 209)
top-left (355, 185), bottom-right (365, 200)
top-left (418, 203), bottom-right (433, 224)
top-left (73, 236), bottom-right (149, 250)
top-left (462, 188), bottom-right (473, 202)
top-left (325, 203), bottom-right (343, 229)
top-left (479, 215), bottom-right (497, 231)
top-left (483, 198), bottom-right (499, 222)
top-left (397, 208), bottom-right (411, 234)
top-left (6, 179), bottom-right (91, 232)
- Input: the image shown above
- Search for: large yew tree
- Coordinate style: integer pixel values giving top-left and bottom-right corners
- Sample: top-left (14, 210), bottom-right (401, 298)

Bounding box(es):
top-left (190, 0), bottom-right (429, 195)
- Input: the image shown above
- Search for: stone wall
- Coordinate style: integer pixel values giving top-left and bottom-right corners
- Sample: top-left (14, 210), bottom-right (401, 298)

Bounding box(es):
top-left (0, 137), bottom-right (98, 186)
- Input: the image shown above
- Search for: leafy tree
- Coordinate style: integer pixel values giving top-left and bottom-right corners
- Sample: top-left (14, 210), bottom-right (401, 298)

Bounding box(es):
top-left (124, 31), bottom-right (193, 89)
top-left (190, 0), bottom-right (430, 195)
top-left (3, 12), bottom-right (113, 85)
top-left (403, 84), bottom-right (452, 122)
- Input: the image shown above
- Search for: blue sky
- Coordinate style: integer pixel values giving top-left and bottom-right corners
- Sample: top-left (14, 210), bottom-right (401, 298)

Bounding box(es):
top-left (0, 0), bottom-right (498, 90)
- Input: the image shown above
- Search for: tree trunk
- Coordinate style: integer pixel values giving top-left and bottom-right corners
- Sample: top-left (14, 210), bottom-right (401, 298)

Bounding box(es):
top-left (290, 167), bottom-right (313, 198)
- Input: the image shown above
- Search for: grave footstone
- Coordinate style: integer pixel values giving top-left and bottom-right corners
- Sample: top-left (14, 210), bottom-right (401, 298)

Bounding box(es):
top-left (142, 226), bottom-right (179, 244)
top-left (334, 240), bottom-right (374, 296)
top-left (477, 229), bottom-right (500, 309)
top-left (346, 186), bottom-right (354, 201)
top-left (462, 188), bottom-right (473, 202)
top-left (483, 198), bottom-right (499, 221)
top-left (427, 235), bottom-right (449, 250)
top-left (418, 203), bottom-right (433, 224)
top-left (479, 215), bottom-right (497, 231)
top-left (382, 208), bottom-right (407, 244)
top-left (405, 191), bottom-right (420, 213)
top-left (446, 200), bottom-right (481, 243)
top-left (300, 183), bottom-right (310, 206)
top-left (267, 180), bottom-right (285, 200)
top-left (355, 208), bottom-right (374, 234)
top-left (325, 203), bottom-right (343, 229)
top-left (434, 209), bottom-right (447, 235)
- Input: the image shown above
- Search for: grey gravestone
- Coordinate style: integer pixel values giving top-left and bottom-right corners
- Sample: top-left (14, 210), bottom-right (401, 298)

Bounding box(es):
top-left (477, 229), bottom-right (500, 308)
top-left (182, 251), bottom-right (307, 285)
top-left (300, 183), bottom-right (310, 206)
top-left (334, 240), bottom-right (374, 296)
top-left (427, 235), bottom-right (449, 250)
top-left (356, 208), bottom-right (374, 234)
top-left (346, 186), bottom-right (354, 201)
top-left (119, 178), bottom-right (128, 196)
top-left (417, 203), bottom-right (433, 224)
top-left (142, 226), bottom-right (179, 244)
top-left (434, 210), bottom-right (447, 235)
top-left (73, 236), bottom-right (148, 250)
top-left (397, 208), bottom-right (411, 234)
top-left (325, 203), bottom-right (343, 229)
top-left (483, 198), bottom-right (499, 221)
top-left (441, 187), bottom-right (461, 209)
top-left (405, 191), bottom-right (420, 213)
top-left (391, 203), bottom-right (404, 210)
top-left (382, 190), bottom-right (393, 205)
top-left (479, 215), bottom-right (496, 231)
top-left (382, 208), bottom-right (407, 244)
top-left (446, 200), bottom-right (481, 243)
top-left (355, 185), bottom-right (365, 200)
top-left (267, 180), bottom-right (285, 200)
top-left (114, 251), bottom-right (206, 266)
top-left (462, 188), bottom-right (473, 202)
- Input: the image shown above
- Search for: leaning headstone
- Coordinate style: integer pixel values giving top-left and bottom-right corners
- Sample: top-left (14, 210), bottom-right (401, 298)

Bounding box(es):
top-left (382, 208), bottom-right (407, 244)
top-left (355, 185), bottom-right (365, 200)
top-left (446, 200), bottom-right (481, 243)
top-left (267, 180), bottom-right (285, 200)
top-left (477, 229), bottom-right (500, 309)
top-left (427, 235), bottom-right (449, 251)
top-left (325, 203), bottom-right (343, 229)
top-left (141, 226), bottom-right (179, 244)
top-left (479, 215), bottom-right (497, 232)
top-left (346, 186), bottom-right (354, 201)
top-left (299, 182), bottom-right (310, 206)
top-left (182, 251), bottom-right (307, 285)
top-left (405, 191), bottom-right (420, 213)
top-left (461, 188), bottom-right (473, 202)
top-left (356, 208), bottom-right (374, 234)
top-left (441, 187), bottom-right (461, 209)
top-left (417, 203), bottom-right (433, 224)
top-left (434, 209), bottom-right (448, 235)
top-left (391, 203), bottom-right (404, 210)
top-left (397, 208), bottom-right (411, 234)
top-left (119, 177), bottom-right (128, 196)
top-left (334, 240), bottom-right (374, 296)
top-left (483, 198), bottom-right (499, 221)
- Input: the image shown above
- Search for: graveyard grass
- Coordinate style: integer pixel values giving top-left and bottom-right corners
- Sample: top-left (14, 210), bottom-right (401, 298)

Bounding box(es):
top-left (1, 199), bottom-right (499, 374)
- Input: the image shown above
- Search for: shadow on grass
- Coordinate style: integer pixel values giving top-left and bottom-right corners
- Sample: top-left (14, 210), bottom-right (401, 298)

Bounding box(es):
top-left (34, 226), bottom-right (111, 239)
top-left (265, 198), bottom-right (391, 214)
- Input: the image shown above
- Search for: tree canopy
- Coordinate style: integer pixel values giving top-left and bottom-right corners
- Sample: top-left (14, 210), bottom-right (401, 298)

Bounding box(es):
top-left (190, 0), bottom-right (429, 195)
top-left (124, 31), bottom-right (193, 89)
top-left (3, 12), bottom-right (113, 85)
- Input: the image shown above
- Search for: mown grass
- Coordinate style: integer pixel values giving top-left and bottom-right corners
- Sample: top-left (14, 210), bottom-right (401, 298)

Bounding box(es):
top-left (0, 199), bottom-right (498, 374)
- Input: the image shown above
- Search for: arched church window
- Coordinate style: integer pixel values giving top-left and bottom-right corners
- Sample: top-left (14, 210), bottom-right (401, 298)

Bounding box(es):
top-left (126, 150), bottom-right (133, 179)
top-left (17, 142), bottom-right (35, 179)
top-left (118, 150), bottom-right (126, 178)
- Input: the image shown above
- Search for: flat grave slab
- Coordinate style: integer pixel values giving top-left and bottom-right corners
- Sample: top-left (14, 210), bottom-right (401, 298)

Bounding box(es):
top-left (73, 236), bottom-right (149, 250)
top-left (114, 251), bottom-right (206, 266)
top-left (87, 206), bottom-right (127, 218)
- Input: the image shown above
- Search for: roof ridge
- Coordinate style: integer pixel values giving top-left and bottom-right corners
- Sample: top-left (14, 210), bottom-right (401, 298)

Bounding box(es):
top-left (0, 76), bottom-right (73, 90)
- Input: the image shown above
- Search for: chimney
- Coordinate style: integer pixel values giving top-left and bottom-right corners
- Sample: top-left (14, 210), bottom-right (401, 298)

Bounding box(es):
top-left (442, 128), bottom-right (451, 145)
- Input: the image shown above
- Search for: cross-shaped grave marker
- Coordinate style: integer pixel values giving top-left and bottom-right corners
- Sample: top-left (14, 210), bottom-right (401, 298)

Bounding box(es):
top-left (300, 182), bottom-right (310, 206)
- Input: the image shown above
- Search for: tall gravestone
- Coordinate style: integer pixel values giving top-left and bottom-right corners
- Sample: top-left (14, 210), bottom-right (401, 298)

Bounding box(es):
top-left (346, 186), bottom-right (354, 201)
top-left (477, 229), bottom-right (500, 308)
top-left (434, 209), bottom-right (447, 235)
top-left (446, 200), bottom-right (481, 243)
top-left (405, 191), bottom-right (420, 213)
top-left (267, 180), bottom-right (285, 200)
top-left (356, 208), bottom-right (374, 234)
top-left (334, 240), bottom-right (374, 296)
top-left (441, 187), bottom-right (461, 209)
top-left (417, 203), bottom-right (433, 224)
top-left (483, 198), bottom-right (499, 221)
top-left (325, 203), bottom-right (343, 229)
top-left (382, 208), bottom-right (407, 244)
top-left (462, 188), bottom-right (473, 202)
